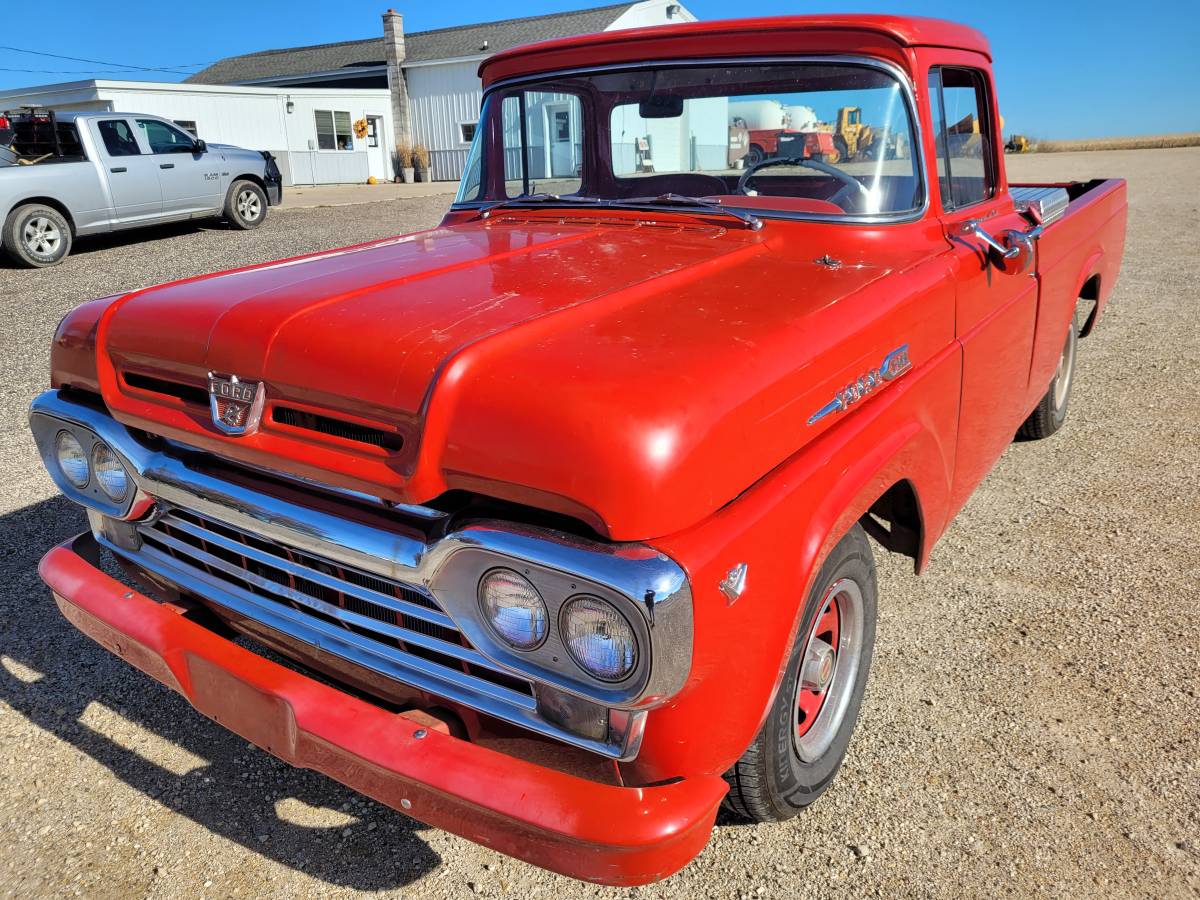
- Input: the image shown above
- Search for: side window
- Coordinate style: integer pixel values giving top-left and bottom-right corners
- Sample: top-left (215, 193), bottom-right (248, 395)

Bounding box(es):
top-left (315, 110), bottom-right (354, 150)
top-left (97, 119), bottom-right (141, 157)
top-left (173, 120), bottom-right (199, 137)
top-left (137, 119), bottom-right (196, 153)
top-left (928, 67), bottom-right (995, 209)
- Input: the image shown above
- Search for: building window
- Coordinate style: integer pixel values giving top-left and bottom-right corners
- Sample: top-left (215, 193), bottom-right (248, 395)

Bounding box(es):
top-left (315, 109), bottom-right (354, 151)
top-left (173, 120), bottom-right (199, 137)
top-left (459, 121), bottom-right (477, 143)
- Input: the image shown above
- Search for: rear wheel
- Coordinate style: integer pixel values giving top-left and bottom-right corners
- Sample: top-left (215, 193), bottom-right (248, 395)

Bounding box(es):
top-left (3, 203), bottom-right (72, 267)
top-left (746, 144), bottom-right (766, 167)
top-left (224, 180), bottom-right (268, 230)
top-left (723, 524), bottom-right (877, 821)
top-left (1017, 315), bottom-right (1079, 440)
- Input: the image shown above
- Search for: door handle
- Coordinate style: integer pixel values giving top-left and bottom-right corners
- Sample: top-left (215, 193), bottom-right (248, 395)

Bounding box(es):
top-left (159, 163), bottom-right (175, 169)
top-left (109, 167), bottom-right (127, 173)
top-left (962, 219), bottom-right (1019, 259)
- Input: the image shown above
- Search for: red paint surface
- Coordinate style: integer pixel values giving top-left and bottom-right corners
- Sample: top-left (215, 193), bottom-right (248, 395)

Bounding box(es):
top-left (42, 16), bottom-right (1128, 883)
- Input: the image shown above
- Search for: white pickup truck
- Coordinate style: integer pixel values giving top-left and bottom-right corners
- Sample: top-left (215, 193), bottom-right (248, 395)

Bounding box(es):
top-left (0, 109), bottom-right (282, 267)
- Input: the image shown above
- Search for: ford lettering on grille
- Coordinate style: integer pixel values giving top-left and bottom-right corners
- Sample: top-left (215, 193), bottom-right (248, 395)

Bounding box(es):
top-left (207, 372), bottom-right (265, 435)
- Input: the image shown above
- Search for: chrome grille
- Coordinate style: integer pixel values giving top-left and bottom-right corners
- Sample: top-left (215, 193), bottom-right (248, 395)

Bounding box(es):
top-left (118, 507), bottom-right (539, 714)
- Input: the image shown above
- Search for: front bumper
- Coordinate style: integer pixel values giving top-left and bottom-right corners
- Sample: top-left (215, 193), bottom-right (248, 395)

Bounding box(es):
top-left (41, 533), bottom-right (725, 886)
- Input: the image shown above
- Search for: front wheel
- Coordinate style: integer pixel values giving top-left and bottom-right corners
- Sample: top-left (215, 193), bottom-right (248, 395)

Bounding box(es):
top-left (723, 524), bottom-right (878, 822)
top-left (1017, 316), bottom-right (1079, 440)
top-left (224, 180), bottom-right (268, 230)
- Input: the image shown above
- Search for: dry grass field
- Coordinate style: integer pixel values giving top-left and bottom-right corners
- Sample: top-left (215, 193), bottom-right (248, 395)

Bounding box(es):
top-left (1, 147), bottom-right (1197, 899)
top-left (1029, 133), bottom-right (1200, 153)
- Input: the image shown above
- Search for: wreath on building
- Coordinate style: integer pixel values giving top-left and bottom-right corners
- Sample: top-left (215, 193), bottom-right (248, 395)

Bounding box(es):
top-left (353, 118), bottom-right (369, 139)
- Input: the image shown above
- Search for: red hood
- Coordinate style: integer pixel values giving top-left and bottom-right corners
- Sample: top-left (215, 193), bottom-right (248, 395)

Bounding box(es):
top-left (83, 213), bottom-right (947, 539)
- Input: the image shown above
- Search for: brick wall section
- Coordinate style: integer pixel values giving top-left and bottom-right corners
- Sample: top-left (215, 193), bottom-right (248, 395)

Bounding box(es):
top-left (383, 9), bottom-right (412, 156)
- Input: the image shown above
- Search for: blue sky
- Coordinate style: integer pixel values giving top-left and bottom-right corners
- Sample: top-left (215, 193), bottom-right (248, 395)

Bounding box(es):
top-left (2, 0), bottom-right (1197, 139)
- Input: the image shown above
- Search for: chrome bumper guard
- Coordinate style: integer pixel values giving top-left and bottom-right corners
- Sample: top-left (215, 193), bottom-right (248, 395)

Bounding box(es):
top-left (29, 390), bottom-right (693, 760)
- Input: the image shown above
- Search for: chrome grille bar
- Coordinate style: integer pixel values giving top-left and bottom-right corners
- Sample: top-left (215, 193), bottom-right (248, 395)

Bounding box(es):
top-left (109, 505), bottom-right (555, 721)
top-left (159, 512), bottom-right (456, 629)
top-left (112, 537), bottom-right (543, 716)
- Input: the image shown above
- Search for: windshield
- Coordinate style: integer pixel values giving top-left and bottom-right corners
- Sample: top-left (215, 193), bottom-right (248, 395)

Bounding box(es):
top-left (455, 61), bottom-right (923, 219)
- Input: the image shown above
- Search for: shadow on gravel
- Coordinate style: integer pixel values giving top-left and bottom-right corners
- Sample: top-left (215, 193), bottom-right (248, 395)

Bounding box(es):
top-left (0, 497), bottom-right (440, 890)
top-left (0, 219), bottom-right (241, 268)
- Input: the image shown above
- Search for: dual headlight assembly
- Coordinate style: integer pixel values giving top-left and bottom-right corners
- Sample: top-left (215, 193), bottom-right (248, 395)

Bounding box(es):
top-left (53, 429), bottom-right (130, 503)
top-left (479, 567), bottom-right (637, 682)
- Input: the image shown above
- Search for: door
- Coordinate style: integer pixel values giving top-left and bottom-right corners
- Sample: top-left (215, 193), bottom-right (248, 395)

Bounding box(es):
top-left (930, 66), bottom-right (1038, 511)
top-left (364, 115), bottom-right (387, 182)
top-left (90, 118), bottom-right (162, 224)
top-left (546, 103), bottom-right (575, 178)
top-left (136, 118), bottom-right (223, 216)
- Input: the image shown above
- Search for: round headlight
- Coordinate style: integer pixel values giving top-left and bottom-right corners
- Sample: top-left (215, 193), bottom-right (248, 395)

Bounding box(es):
top-left (91, 443), bottom-right (128, 501)
top-left (54, 431), bottom-right (89, 487)
top-left (560, 595), bottom-right (638, 682)
top-left (479, 569), bottom-right (548, 650)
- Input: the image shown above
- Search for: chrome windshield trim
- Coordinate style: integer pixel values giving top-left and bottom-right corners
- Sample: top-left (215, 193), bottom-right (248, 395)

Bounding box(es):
top-left (455, 54), bottom-right (929, 226)
top-left (30, 390), bottom-right (693, 717)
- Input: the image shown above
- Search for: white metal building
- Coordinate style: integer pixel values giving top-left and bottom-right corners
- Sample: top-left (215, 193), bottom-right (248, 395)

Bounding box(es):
top-left (186, 1), bottom-right (696, 181)
top-left (0, 2), bottom-right (696, 185)
top-left (0, 80), bottom-right (396, 186)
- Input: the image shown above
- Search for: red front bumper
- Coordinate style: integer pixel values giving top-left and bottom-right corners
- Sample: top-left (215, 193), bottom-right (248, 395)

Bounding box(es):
top-left (40, 534), bottom-right (726, 886)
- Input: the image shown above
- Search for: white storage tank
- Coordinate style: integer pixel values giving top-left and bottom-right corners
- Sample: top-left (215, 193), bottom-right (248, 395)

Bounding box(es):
top-left (729, 99), bottom-right (786, 130)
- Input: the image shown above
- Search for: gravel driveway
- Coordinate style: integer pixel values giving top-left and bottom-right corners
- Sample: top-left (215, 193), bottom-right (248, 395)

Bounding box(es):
top-left (1, 151), bottom-right (1196, 899)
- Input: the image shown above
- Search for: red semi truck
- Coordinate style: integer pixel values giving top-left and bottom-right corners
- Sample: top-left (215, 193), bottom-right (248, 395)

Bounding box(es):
top-left (30, 15), bottom-right (1126, 887)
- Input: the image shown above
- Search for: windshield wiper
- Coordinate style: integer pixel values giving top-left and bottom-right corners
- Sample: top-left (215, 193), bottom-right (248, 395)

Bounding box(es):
top-left (473, 192), bottom-right (762, 231)
top-left (472, 193), bottom-right (597, 220)
top-left (610, 194), bottom-right (762, 231)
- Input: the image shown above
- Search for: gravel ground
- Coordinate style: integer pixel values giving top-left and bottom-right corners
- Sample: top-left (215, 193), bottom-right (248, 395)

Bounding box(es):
top-left (1, 150), bottom-right (1197, 899)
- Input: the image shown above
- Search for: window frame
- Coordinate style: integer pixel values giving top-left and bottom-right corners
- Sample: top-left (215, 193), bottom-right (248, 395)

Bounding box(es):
top-left (456, 55), bottom-right (930, 225)
top-left (136, 118), bottom-right (198, 154)
top-left (927, 65), bottom-right (997, 212)
top-left (96, 118), bottom-right (144, 157)
top-left (173, 119), bottom-right (199, 137)
top-left (458, 121), bottom-right (478, 145)
top-left (314, 109), bottom-right (355, 152)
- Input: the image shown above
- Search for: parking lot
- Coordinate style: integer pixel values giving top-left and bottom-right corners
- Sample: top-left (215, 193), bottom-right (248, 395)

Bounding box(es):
top-left (1, 149), bottom-right (1197, 899)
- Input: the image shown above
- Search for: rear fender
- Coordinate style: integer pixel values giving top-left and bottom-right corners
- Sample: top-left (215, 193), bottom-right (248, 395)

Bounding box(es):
top-left (631, 341), bottom-right (960, 783)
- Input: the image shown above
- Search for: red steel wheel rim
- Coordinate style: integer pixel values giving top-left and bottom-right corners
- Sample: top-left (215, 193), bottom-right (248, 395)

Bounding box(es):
top-left (791, 577), bottom-right (865, 763)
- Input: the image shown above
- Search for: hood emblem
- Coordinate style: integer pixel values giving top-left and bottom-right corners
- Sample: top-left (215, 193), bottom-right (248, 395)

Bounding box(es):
top-left (207, 372), bottom-right (265, 436)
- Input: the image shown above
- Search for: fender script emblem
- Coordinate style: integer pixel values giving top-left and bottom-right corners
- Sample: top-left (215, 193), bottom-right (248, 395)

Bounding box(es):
top-left (807, 345), bottom-right (912, 426)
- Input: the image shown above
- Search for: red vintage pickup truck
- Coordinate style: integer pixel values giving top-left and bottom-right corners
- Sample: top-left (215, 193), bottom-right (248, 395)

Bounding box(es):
top-left (30, 15), bottom-right (1126, 887)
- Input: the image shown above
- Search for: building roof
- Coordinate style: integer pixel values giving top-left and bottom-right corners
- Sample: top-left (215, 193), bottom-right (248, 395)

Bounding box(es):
top-left (187, 3), bottom-right (640, 85)
top-left (480, 14), bottom-right (991, 85)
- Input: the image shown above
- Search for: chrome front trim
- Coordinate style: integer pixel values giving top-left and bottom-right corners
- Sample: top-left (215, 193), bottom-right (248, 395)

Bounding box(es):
top-left (30, 390), bottom-right (692, 755)
top-left (456, 55), bottom-right (929, 226)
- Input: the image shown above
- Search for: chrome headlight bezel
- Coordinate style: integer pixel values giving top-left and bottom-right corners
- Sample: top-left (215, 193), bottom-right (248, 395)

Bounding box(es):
top-left (428, 535), bottom-right (690, 709)
top-left (31, 412), bottom-right (139, 519)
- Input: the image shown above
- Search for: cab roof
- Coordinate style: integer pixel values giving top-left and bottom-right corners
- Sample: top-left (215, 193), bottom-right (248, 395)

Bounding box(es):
top-left (480, 14), bottom-right (990, 85)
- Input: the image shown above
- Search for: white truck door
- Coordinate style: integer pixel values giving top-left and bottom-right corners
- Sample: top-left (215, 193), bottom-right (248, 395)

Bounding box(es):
top-left (135, 118), bottom-right (223, 216)
top-left (89, 118), bottom-right (163, 224)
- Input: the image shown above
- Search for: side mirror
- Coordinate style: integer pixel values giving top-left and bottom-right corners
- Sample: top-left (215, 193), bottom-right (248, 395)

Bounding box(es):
top-left (193, 139), bottom-right (207, 154)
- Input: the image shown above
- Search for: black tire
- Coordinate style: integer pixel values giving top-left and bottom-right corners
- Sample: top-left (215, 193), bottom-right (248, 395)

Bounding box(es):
top-left (833, 136), bottom-right (850, 164)
top-left (1017, 315), bottom-right (1079, 441)
top-left (3, 203), bottom-right (72, 267)
top-left (224, 180), bottom-right (268, 230)
top-left (723, 524), bottom-right (878, 822)
top-left (746, 144), bottom-right (766, 167)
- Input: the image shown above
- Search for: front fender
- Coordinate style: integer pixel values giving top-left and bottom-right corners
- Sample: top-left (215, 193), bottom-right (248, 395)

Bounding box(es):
top-left (629, 339), bottom-right (962, 783)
